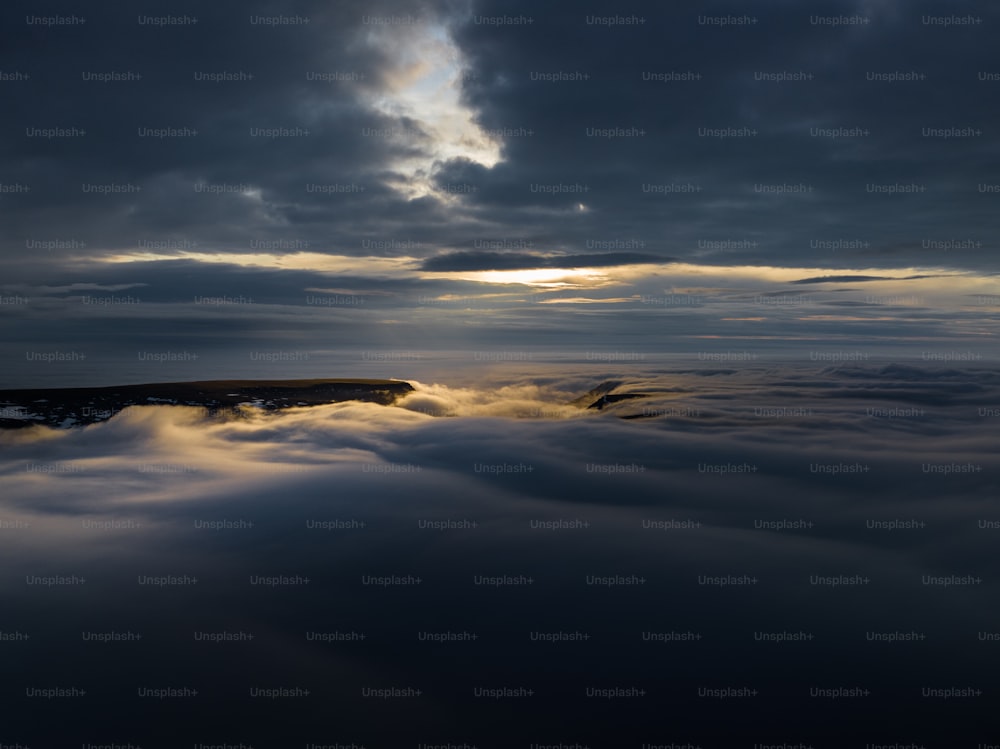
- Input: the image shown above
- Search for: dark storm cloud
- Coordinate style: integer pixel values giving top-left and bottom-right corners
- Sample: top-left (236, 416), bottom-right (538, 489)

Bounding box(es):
top-left (447, 0), bottom-right (1000, 269)
top-left (418, 250), bottom-right (667, 271)
top-left (0, 258), bottom-right (423, 306)
top-left (2, 0), bottom-right (998, 275)
top-left (0, 0), bottom-right (468, 262)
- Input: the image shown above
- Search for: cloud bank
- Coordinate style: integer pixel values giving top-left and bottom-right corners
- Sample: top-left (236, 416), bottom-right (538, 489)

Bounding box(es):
top-left (2, 364), bottom-right (998, 741)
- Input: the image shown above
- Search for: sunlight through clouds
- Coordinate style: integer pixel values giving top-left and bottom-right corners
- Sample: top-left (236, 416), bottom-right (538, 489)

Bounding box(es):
top-left (358, 10), bottom-right (501, 199)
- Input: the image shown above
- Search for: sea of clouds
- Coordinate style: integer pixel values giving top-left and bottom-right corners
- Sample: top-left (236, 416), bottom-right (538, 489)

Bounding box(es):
top-left (1, 363), bottom-right (998, 743)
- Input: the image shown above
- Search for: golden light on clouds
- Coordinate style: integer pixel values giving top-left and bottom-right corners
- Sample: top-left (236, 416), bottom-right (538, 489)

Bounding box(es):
top-left (438, 267), bottom-right (610, 288)
top-left (99, 251), bottom-right (421, 278)
top-left (536, 296), bottom-right (640, 304)
top-left (90, 251), bottom-right (998, 313)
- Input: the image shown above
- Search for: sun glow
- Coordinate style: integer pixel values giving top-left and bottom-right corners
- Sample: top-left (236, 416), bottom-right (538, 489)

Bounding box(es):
top-left (434, 267), bottom-right (611, 288)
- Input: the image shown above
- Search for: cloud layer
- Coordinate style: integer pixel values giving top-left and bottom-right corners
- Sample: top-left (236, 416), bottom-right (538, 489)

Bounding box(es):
top-left (2, 363), bottom-right (998, 741)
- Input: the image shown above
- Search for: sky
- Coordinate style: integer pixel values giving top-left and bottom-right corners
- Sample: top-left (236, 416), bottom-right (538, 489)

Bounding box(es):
top-left (1, 0), bottom-right (999, 386)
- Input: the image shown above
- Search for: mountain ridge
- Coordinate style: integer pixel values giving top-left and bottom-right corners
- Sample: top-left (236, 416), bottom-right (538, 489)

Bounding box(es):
top-left (0, 378), bottom-right (414, 429)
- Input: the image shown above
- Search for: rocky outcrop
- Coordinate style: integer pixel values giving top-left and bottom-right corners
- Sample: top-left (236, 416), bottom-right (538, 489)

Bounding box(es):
top-left (0, 379), bottom-right (415, 428)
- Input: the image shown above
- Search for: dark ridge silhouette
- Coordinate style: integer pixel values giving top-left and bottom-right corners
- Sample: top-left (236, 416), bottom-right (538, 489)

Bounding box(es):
top-left (586, 392), bottom-right (650, 410)
top-left (0, 378), bottom-right (414, 429)
top-left (566, 380), bottom-right (652, 411)
top-left (567, 380), bottom-right (623, 408)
